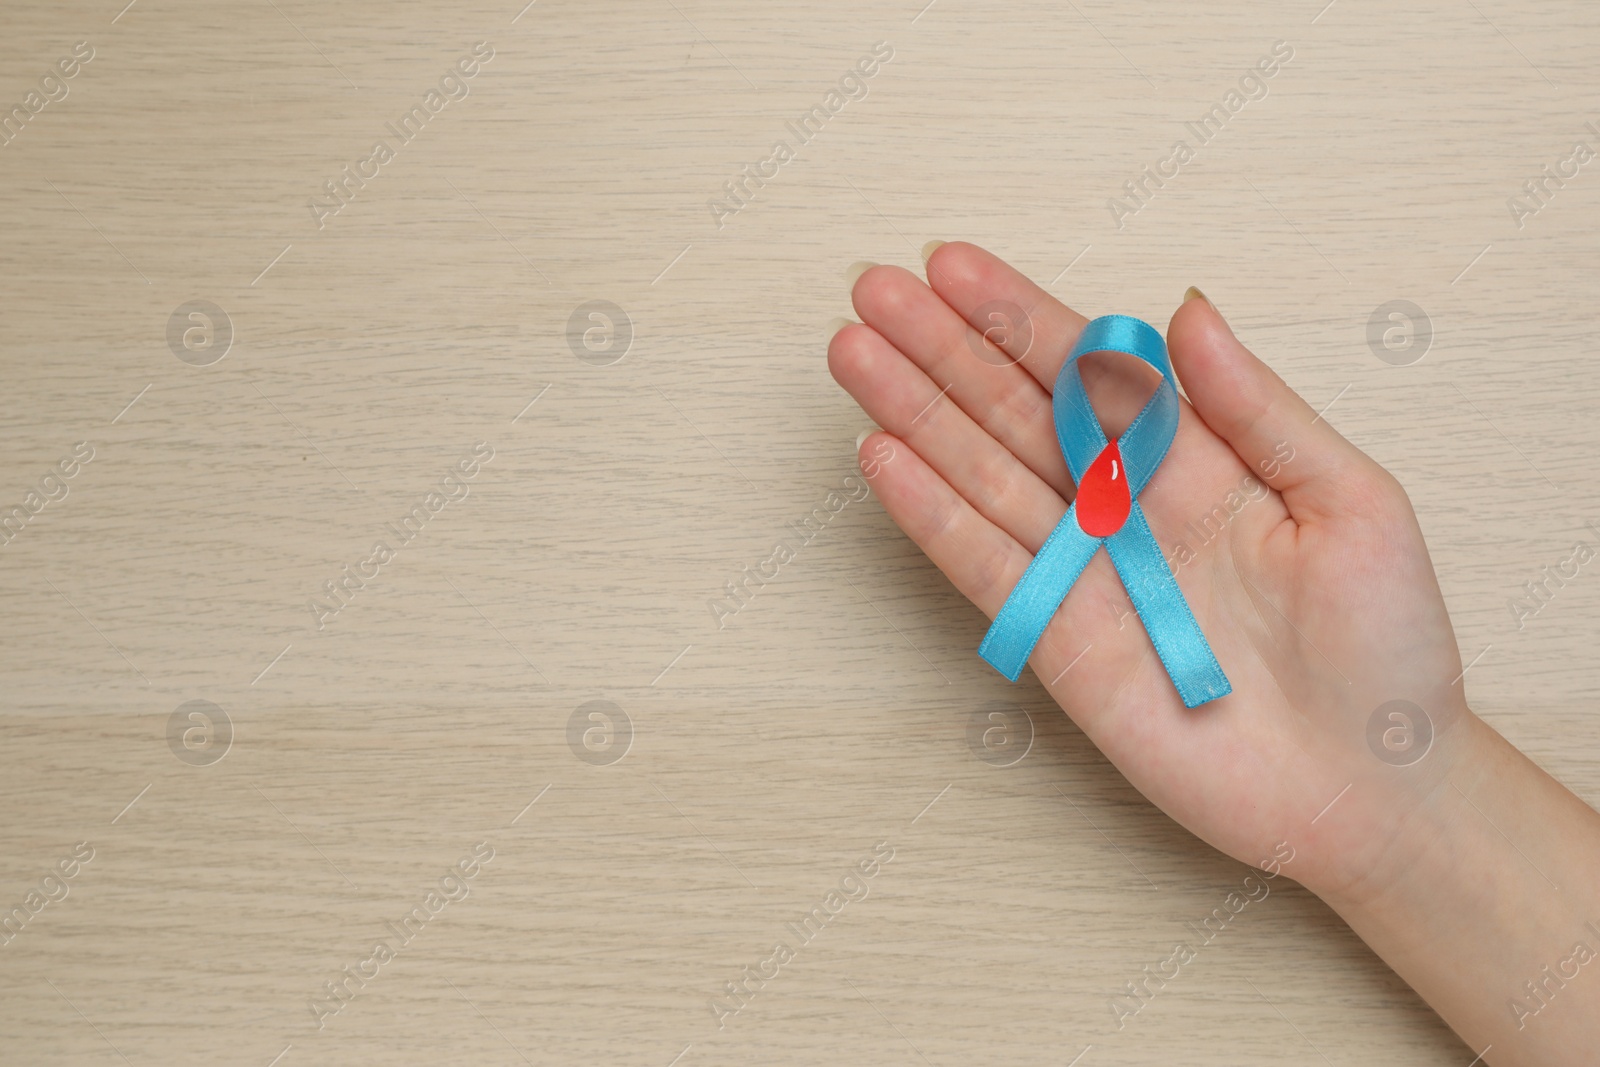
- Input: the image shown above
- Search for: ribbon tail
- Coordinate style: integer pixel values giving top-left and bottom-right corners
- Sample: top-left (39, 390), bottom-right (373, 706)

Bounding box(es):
top-left (1103, 502), bottom-right (1231, 708)
top-left (978, 504), bottom-right (1102, 682)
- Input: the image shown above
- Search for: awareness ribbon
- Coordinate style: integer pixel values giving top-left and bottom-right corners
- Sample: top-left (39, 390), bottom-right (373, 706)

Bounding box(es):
top-left (977, 314), bottom-right (1231, 708)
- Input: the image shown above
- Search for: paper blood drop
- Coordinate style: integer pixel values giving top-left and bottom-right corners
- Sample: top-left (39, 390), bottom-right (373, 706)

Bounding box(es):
top-left (1076, 439), bottom-right (1131, 537)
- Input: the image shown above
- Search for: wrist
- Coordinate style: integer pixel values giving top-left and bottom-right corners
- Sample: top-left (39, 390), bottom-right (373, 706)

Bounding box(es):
top-left (1303, 709), bottom-right (1600, 1060)
top-left (1302, 704), bottom-right (1496, 914)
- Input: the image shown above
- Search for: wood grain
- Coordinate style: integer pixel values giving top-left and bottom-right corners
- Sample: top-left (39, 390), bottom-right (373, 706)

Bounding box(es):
top-left (2, 0), bottom-right (1597, 1063)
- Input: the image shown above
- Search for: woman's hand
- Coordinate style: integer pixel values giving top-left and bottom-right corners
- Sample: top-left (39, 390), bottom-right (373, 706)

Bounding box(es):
top-left (828, 242), bottom-right (1600, 1065)
top-left (829, 240), bottom-right (1468, 899)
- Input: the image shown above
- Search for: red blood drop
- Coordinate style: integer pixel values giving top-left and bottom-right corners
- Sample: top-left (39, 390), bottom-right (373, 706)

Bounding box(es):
top-left (1077, 439), bottom-right (1132, 537)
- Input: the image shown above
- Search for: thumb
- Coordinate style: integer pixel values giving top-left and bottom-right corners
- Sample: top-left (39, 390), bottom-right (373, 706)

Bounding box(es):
top-left (1167, 288), bottom-right (1389, 525)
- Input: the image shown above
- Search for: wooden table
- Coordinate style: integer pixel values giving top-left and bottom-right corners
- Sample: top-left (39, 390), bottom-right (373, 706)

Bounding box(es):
top-left (3, 1), bottom-right (1597, 1063)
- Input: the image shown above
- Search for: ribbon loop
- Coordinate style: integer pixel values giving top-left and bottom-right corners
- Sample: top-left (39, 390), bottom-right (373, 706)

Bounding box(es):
top-left (977, 314), bottom-right (1231, 708)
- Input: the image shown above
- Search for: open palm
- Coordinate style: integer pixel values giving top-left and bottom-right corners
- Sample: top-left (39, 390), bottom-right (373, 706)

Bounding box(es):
top-left (830, 242), bottom-right (1470, 895)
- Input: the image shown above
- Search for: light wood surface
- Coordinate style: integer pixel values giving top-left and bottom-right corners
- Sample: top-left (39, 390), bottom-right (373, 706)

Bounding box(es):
top-left (3, 1), bottom-right (1599, 1063)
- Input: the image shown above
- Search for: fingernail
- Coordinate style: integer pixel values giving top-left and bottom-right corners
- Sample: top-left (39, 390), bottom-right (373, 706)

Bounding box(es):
top-left (828, 316), bottom-right (857, 339)
top-left (1185, 285), bottom-right (1234, 337)
top-left (921, 240), bottom-right (946, 261)
top-left (855, 427), bottom-right (880, 450)
top-left (845, 260), bottom-right (877, 286)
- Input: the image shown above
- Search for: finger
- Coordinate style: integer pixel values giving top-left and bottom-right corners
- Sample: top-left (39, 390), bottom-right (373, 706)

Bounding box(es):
top-left (1166, 292), bottom-right (1389, 525)
top-left (850, 265), bottom-right (1075, 500)
top-left (830, 323), bottom-right (1067, 552)
top-left (854, 430), bottom-right (1033, 620)
top-left (923, 241), bottom-right (1088, 392)
top-left (923, 241), bottom-right (1161, 433)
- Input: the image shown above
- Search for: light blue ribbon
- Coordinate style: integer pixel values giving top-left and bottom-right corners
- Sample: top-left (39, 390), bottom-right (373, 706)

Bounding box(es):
top-left (977, 314), bottom-right (1231, 708)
